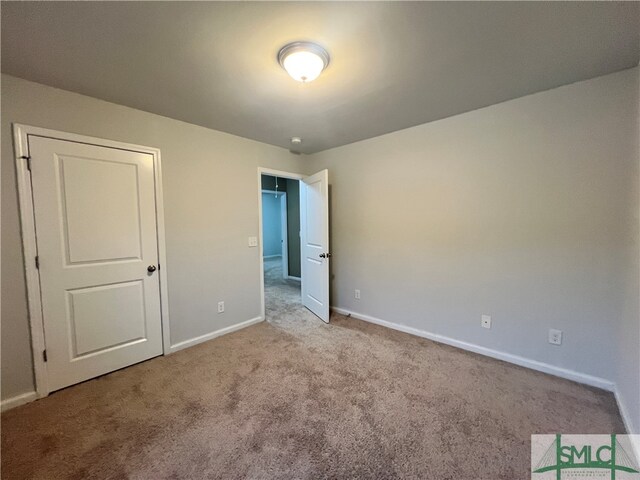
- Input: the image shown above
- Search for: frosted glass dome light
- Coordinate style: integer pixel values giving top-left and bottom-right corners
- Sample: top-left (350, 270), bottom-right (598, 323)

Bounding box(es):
top-left (278, 42), bottom-right (330, 83)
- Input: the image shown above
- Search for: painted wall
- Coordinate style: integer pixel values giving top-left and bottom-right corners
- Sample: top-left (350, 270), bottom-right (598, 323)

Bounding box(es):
top-left (1, 74), bottom-right (305, 400)
top-left (261, 175), bottom-right (286, 193)
top-left (616, 68), bottom-right (640, 434)
top-left (261, 193), bottom-right (283, 257)
top-left (286, 179), bottom-right (301, 278)
top-left (307, 68), bottom-right (640, 432)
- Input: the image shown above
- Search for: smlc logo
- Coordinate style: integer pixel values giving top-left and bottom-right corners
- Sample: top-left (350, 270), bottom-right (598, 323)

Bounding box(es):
top-left (531, 434), bottom-right (640, 479)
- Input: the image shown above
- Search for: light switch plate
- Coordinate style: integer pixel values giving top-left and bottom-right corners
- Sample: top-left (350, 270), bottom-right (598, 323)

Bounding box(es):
top-left (481, 315), bottom-right (491, 329)
top-left (248, 236), bottom-right (258, 247)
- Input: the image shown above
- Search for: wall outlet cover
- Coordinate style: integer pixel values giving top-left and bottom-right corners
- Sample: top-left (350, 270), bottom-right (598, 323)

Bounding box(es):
top-left (549, 329), bottom-right (562, 345)
top-left (248, 236), bottom-right (258, 247)
top-left (218, 301), bottom-right (225, 313)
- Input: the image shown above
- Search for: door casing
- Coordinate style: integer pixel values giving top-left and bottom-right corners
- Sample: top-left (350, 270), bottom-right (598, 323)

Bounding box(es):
top-left (13, 124), bottom-right (171, 398)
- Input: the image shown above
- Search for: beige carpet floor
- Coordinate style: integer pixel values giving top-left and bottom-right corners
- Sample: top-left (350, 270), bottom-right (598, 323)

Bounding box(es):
top-left (1, 258), bottom-right (624, 479)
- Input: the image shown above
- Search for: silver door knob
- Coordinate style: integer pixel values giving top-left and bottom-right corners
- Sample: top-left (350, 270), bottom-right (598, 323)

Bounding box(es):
top-left (147, 265), bottom-right (157, 273)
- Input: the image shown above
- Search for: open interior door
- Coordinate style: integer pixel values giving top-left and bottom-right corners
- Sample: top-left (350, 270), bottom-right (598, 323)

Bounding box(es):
top-left (300, 169), bottom-right (330, 323)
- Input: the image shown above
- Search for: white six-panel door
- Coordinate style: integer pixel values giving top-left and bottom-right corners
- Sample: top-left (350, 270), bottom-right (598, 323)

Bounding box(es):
top-left (29, 136), bottom-right (163, 392)
top-left (300, 169), bottom-right (330, 322)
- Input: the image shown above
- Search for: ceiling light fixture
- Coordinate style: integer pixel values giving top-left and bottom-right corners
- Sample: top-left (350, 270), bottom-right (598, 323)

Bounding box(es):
top-left (291, 136), bottom-right (302, 145)
top-left (278, 42), bottom-right (330, 83)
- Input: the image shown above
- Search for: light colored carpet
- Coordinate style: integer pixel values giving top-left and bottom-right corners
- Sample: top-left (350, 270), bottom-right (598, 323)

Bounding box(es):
top-left (263, 256), bottom-right (303, 322)
top-left (1, 258), bottom-right (624, 479)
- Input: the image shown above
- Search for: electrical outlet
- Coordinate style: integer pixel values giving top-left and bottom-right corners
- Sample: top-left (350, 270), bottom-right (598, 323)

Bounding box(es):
top-left (481, 314), bottom-right (491, 329)
top-left (248, 236), bottom-right (258, 247)
top-left (218, 301), bottom-right (225, 313)
top-left (355, 289), bottom-right (361, 300)
top-left (549, 329), bottom-right (562, 345)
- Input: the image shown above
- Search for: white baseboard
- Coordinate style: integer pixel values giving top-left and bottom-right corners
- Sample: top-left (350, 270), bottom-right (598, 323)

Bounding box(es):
top-left (169, 316), bottom-right (264, 354)
top-left (287, 275), bottom-right (301, 281)
top-left (615, 389), bottom-right (639, 435)
top-left (1, 391), bottom-right (38, 412)
top-left (263, 255), bottom-right (281, 259)
top-left (331, 307), bottom-right (615, 392)
top-left (616, 389), bottom-right (640, 465)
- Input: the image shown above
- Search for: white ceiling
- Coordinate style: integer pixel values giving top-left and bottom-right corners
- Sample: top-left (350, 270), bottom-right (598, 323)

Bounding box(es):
top-left (2, 2), bottom-right (638, 154)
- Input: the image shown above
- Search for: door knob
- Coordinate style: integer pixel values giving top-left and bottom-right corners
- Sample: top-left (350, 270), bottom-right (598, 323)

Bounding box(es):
top-left (147, 265), bottom-right (157, 273)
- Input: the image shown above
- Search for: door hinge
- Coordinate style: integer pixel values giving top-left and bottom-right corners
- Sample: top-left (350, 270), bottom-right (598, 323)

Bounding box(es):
top-left (20, 155), bottom-right (31, 171)
top-left (43, 350), bottom-right (47, 362)
top-left (35, 256), bottom-right (40, 269)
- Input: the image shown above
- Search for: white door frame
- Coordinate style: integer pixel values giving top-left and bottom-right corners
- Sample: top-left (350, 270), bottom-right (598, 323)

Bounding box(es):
top-left (279, 192), bottom-right (288, 279)
top-left (261, 189), bottom-right (288, 277)
top-left (257, 168), bottom-right (303, 320)
top-left (13, 124), bottom-right (171, 398)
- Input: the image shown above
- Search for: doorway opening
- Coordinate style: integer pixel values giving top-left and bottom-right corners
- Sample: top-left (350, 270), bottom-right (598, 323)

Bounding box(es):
top-left (258, 167), bottom-right (330, 323)
top-left (260, 173), bottom-right (302, 318)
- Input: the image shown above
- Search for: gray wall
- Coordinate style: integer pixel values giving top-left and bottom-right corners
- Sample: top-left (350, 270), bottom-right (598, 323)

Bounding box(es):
top-left (286, 179), bottom-right (301, 278)
top-left (261, 193), bottom-right (283, 257)
top-left (1, 74), bottom-right (305, 400)
top-left (616, 68), bottom-right (640, 434)
top-left (261, 175), bottom-right (287, 193)
top-left (307, 68), bottom-right (640, 432)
